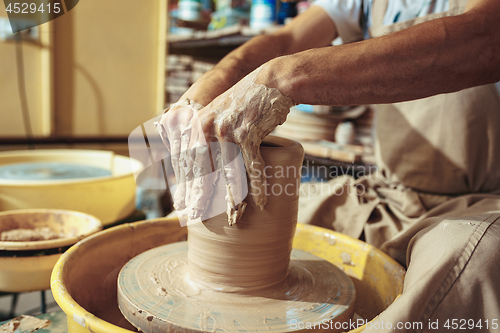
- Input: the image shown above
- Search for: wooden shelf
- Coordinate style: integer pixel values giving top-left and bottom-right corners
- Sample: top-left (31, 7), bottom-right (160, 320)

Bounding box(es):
top-left (168, 24), bottom-right (280, 58)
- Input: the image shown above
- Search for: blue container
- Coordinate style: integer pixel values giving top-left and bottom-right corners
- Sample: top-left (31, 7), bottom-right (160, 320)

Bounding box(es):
top-left (250, 0), bottom-right (276, 29)
top-left (178, 0), bottom-right (202, 21)
top-left (277, 1), bottom-right (297, 24)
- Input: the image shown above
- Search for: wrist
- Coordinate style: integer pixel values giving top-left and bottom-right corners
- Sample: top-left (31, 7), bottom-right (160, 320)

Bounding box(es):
top-left (181, 61), bottom-right (244, 107)
top-left (255, 57), bottom-right (295, 102)
top-left (165, 97), bottom-right (204, 114)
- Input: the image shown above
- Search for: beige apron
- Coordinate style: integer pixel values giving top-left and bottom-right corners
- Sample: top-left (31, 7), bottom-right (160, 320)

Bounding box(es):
top-left (299, 1), bottom-right (500, 329)
top-left (300, 0), bottom-right (500, 262)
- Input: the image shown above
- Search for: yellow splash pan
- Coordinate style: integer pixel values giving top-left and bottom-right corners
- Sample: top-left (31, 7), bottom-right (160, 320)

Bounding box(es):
top-left (51, 218), bottom-right (405, 333)
top-left (0, 209), bottom-right (102, 293)
top-left (0, 149), bottom-right (143, 226)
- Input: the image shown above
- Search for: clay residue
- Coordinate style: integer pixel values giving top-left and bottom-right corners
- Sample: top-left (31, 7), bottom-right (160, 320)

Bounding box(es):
top-left (211, 73), bottom-right (294, 213)
top-left (1, 227), bottom-right (61, 242)
top-left (0, 315), bottom-right (51, 332)
top-left (156, 68), bottom-right (294, 225)
top-left (383, 261), bottom-right (406, 281)
top-left (118, 243), bottom-right (355, 333)
top-left (325, 234), bottom-right (337, 246)
top-left (341, 252), bottom-right (355, 266)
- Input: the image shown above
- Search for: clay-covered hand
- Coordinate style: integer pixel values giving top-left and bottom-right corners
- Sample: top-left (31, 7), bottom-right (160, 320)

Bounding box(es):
top-left (198, 67), bottom-right (294, 210)
top-left (155, 98), bottom-right (212, 223)
top-left (157, 67), bottom-right (294, 224)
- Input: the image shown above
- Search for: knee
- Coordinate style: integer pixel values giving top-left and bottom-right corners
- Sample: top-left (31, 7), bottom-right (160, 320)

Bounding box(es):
top-left (405, 214), bottom-right (500, 289)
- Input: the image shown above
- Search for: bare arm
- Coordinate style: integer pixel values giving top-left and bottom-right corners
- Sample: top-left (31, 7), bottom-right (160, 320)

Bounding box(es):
top-left (160, 7), bottom-right (337, 221)
top-left (158, 0), bottom-right (500, 221)
top-left (256, 0), bottom-right (500, 106)
top-left (178, 6), bottom-right (338, 106)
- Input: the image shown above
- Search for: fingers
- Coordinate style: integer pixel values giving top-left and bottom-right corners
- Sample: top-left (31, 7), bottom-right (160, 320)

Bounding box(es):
top-left (171, 131), bottom-right (190, 213)
top-left (218, 141), bottom-right (248, 225)
top-left (156, 81), bottom-right (293, 224)
top-left (177, 122), bottom-right (193, 215)
top-left (187, 142), bottom-right (217, 223)
top-left (161, 106), bottom-right (218, 225)
top-left (240, 140), bottom-right (268, 211)
top-left (184, 114), bottom-right (219, 223)
top-left (154, 121), bottom-right (170, 153)
top-left (158, 106), bottom-right (195, 216)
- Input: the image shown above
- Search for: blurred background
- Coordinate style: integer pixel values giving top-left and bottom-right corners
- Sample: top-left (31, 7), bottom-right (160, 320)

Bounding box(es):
top-left (0, 0), bottom-right (375, 322)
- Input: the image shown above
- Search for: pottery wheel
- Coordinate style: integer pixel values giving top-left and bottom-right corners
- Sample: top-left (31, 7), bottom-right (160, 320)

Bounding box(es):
top-left (117, 242), bottom-right (355, 332)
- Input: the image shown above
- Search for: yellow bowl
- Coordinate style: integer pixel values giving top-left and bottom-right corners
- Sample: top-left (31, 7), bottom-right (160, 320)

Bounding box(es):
top-left (0, 254), bottom-right (63, 293)
top-left (0, 209), bottom-right (102, 251)
top-left (293, 224), bottom-right (405, 332)
top-left (0, 149), bottom-right (142, 225)
top-left (51, 218), bottom-right (404, 333)
top-left (0, 209), bottom-right (102, 293)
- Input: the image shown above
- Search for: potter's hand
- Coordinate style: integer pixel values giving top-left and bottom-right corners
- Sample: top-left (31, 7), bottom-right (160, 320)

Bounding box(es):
top-left (155, 98), bottom-right (213, 223)
top-left (157, 67), bottom-right (294, 224)
top-left (198, 67), bottom-right (294, 211)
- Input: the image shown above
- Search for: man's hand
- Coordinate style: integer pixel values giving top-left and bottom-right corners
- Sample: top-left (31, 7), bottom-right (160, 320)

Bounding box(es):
top-left (157, 67), bottom-right (294, 224)
top-left (156, 98), bottom-right (216, 223)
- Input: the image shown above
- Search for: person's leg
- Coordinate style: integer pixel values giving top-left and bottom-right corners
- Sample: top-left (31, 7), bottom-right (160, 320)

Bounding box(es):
top-left (364, 213), bottom-right (500, 332)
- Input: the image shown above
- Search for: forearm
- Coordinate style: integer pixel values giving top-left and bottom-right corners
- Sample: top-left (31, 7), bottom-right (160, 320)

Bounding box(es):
top-left (179, 34), bottom-right (290, 106)
top-left (179, 6), bottom-right (337, 107)
top-left (258, 8), bottom-right (500, 106)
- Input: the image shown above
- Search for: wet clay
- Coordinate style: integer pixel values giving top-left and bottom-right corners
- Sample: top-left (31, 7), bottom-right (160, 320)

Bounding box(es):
top-left (187, 137), bottom-right (304, 291)
top-left (157, 69), bottom-right (294, 225)
top-left (118, 243), bottom-right (355, 332)
top-left (0, 315), bottom-right (51, 332)
top-left (118, 137), bottom-right (356, 332)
